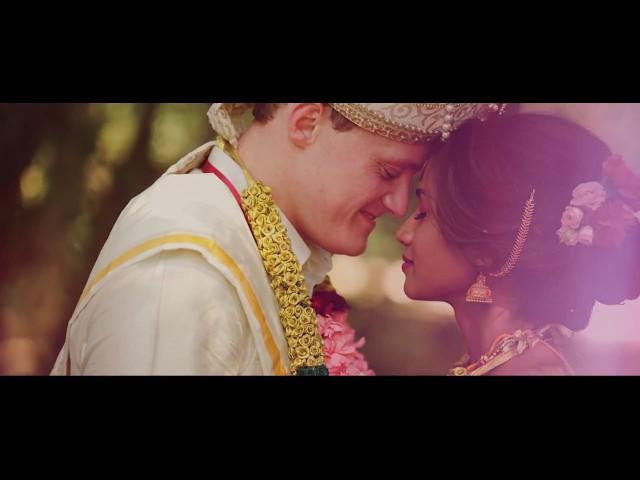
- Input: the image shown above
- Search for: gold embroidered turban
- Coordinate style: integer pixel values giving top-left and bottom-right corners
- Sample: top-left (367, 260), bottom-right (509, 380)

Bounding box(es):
top-left (208, 103), bottom-right (506, 147)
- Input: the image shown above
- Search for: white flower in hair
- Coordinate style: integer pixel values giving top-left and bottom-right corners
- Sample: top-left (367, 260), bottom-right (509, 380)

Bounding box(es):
top-left (557, 155), bottom-right (639, 248)
top-left (577, 226), bottom-right (594, 246)
top-left (556, 226), bottom-right (580, 246)
top-left (570, 181), bottom-right (607, 210)
top-left (560, 206), bottom-right (584, 230)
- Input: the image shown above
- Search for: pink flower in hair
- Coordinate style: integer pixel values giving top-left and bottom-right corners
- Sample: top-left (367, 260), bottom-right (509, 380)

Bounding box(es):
top-left (603, 154), bottom-right (640, 211)
top-left (558, 154), bottom-right (639, 249)
top-left (592, 198), bottom-right (638, 248)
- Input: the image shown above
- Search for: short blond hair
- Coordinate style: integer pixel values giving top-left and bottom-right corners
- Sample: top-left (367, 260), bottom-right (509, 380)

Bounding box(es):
top-left (252, 103), bottom-right (355, 131)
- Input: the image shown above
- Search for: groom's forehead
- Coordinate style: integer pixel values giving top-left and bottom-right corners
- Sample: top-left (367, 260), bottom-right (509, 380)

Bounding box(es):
top-left (374, 143), bottom-right (433, 170)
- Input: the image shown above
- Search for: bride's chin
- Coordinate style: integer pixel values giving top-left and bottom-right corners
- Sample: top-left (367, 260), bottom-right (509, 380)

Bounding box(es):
top-left (403, 284), bottom-right (421, 300)
top-left (404, 285), bottom-right (441, 302)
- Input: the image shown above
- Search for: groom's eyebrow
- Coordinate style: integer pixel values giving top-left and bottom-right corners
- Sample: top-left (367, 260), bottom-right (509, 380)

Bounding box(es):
top-left (388, 157), bottom-right (424, 172)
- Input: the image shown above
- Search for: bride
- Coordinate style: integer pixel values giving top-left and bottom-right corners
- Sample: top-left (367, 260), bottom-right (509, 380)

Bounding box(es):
top-left (396, 113), bottom-right (640, 375)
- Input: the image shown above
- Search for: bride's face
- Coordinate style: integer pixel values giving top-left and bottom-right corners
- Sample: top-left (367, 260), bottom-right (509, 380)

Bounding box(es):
top-left (396, 175), bottom-right (477, 302)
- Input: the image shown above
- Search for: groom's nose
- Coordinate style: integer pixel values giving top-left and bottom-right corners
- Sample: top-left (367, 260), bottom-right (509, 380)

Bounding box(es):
top-left (382, 184), bottom-right (410, 218)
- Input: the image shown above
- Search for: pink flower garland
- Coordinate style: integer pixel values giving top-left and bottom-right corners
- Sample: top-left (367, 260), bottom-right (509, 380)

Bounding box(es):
top-left (311, 290), bottom-right (374, 376)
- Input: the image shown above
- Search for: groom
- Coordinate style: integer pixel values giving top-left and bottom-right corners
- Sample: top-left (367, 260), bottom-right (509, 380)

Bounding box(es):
top-left (51, 103), bottom-right (502, 375)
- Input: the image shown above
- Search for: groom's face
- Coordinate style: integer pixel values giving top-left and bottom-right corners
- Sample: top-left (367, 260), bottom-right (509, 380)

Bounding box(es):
top-left (290, 117), bottom-right (430, 256)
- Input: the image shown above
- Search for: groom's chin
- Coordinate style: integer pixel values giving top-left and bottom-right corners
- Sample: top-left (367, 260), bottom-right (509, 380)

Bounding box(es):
top-left (329, 237), bottom-right (368, 257)
top-left (334, 243), bottom-right (367, 257)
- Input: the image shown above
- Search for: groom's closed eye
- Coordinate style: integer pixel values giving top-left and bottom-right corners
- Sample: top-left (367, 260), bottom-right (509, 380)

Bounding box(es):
top-left (381, 165), bottom-right (401, 180)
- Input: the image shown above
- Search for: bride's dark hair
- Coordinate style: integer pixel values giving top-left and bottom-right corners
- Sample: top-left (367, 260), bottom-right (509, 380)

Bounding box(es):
top-left (427, 113), bottom-right (640, 330)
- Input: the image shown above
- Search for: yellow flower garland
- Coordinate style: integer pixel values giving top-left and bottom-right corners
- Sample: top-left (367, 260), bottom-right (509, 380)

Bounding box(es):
top-left (218, 138), bottom-right (328, 375)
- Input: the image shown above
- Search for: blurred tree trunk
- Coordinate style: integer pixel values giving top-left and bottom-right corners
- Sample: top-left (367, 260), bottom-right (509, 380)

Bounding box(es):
top-left (46, 103), bottom-right (160, 371)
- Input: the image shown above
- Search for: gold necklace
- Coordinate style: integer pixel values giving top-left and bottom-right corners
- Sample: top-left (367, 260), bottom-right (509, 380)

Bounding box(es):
top-left (448, 324), bottom-right (572, 376)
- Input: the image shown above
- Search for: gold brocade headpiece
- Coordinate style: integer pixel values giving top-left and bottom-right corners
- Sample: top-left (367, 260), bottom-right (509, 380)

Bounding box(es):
top-left (329, 103), bottom-right (507, 144)
top-left (207, 103), bottom-right (507, 146)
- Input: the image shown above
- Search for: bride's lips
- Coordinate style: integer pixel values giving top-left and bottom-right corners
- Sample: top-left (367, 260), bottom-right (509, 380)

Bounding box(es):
top-left (402, 255), bottom-right (414, 272)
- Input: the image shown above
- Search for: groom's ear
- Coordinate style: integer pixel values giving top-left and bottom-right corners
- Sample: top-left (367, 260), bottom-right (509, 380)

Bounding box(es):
top-left (287, 103), bottom-right (326, 148)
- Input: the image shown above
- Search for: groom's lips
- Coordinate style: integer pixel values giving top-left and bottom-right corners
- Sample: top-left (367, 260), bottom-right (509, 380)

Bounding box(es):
top-left (359, 210), bottom-right (377, 226)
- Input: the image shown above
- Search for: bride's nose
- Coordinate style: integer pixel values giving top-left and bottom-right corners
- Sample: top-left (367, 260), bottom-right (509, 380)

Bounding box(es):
top-left (396, 214), bottom-right (416, 246)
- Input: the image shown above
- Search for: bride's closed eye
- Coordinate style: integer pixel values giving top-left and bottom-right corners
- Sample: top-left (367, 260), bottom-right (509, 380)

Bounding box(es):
top-left (414, 188), bottom-right (430, 221)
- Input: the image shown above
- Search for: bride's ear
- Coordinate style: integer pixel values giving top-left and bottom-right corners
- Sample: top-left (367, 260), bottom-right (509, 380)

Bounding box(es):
top-left (462, 246), bottom-right (494, 271)
top-left (474, 257), bottom-right (494, 270)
